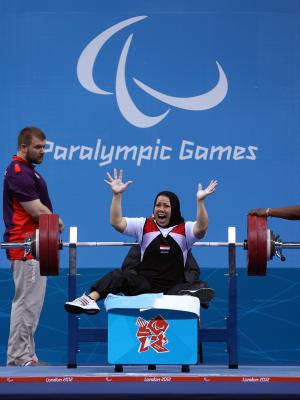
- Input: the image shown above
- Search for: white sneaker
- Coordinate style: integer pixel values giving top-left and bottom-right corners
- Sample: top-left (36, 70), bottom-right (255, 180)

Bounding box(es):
top-left (64, 293), bottom-right (100, 315)
top-left (23, 359), bottom-right (49, 367)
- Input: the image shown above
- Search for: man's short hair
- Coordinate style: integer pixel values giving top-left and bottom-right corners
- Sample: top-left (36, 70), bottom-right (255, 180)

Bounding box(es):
top-left (18, 127), bottom-right (46, 149)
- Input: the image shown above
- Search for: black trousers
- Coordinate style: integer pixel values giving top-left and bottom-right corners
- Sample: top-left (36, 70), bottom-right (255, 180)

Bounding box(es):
top-left (90, 268), bottom-right (207, 300)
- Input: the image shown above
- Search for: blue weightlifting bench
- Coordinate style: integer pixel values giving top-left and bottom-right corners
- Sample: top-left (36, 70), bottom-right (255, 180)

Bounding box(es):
top-left (66, 227), bottom-right (238, 370)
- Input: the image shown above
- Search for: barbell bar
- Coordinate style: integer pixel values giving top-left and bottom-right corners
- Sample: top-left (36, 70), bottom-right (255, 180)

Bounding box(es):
top-left (1, 214), bottom-right (300, 276)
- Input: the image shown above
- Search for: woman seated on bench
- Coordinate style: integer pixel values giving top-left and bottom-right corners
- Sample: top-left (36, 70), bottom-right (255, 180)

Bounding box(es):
top-left (65, 169), bottom-right (217, 315)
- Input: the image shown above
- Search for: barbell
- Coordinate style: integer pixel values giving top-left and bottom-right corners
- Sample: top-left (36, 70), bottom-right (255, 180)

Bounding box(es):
top-left (1, 214), bottom-right (299, 276)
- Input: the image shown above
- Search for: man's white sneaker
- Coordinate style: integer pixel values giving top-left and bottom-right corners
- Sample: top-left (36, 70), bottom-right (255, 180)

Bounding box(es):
top-left (64, 293), bottom-right (100, 315)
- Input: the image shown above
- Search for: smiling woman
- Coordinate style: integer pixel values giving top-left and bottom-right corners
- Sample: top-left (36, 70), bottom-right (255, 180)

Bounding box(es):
top-left (154, 196), bottom-right (172, 227)
top-left (153, 191), bottom-right (182, 228)
top-left (64, 168), bottom-right (217, 315)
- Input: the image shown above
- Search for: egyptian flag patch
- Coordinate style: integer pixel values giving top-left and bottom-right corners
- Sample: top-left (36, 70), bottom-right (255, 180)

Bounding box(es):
top-left (160, 244), bottom-right (170, 254)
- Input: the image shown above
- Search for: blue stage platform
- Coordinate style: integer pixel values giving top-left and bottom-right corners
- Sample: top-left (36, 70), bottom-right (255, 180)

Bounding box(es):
top-left (0, 364), bottom-right (300, 399)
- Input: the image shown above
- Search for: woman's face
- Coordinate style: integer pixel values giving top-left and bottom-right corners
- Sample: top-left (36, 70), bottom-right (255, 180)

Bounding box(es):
top-left (153, 195), bottom-right (171, 227)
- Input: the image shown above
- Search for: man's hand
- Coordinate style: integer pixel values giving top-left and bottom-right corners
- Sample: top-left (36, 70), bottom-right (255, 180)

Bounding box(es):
top-left (248, 208), bottom-right (268, 217)
top-left (58, 217), bottom-right (65, 233)
top-left (196, 180), bottom-right (218, 201)
top-left (104, 168), bottom-right (133, 194)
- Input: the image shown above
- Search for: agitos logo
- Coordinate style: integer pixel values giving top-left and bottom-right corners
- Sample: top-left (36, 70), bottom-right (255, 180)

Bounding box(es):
top-left (77, 16), bottom-right (228, 128)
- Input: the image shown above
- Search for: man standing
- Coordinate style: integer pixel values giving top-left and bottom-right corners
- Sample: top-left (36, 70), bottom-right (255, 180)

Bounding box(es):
top-left (3, 127), bottom-right (64, 366)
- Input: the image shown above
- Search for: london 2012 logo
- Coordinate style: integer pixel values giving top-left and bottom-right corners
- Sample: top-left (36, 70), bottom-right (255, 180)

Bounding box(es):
top-left (77, 16), bottom-right (228, 128)
top-left (136, 315), bottom-right (169, 353)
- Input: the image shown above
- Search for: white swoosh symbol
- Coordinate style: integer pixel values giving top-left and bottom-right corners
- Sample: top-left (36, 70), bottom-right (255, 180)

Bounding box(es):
top-left (133, 61), bottom-right (228, 110)
top-left (116, 34), bottom-right (170, 128)
top-left (77, 15), bottom-right (228, 128)
top-left (77, 16), bottom-right (147, 95)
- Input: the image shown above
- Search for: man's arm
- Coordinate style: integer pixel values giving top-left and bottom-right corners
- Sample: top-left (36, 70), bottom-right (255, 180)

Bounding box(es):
top-left (193, 180), bottom-right (218, 238)
top-left (20, 199), bottom-right (64, 232)
top-left (248, 205), bottom-right (300, 220)
top-left (20, 199), bottom-right (52, 218)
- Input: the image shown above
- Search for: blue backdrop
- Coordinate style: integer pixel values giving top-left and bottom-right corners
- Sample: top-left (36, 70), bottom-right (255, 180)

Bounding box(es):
top-left (0, 0), bottom-right (299, 365)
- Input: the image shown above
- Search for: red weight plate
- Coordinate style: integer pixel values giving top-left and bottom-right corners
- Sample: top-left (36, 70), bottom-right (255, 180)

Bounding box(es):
top-left (48, 214), bottom-right (60, 275)
top-left (247, 215), bottom-right (258, 275)
top-left (39, 214), bottom-right (50, 276)
top-left (256, 216), bottom-right (267, 275)
top-left (247, 215), bottom-right (268, 275)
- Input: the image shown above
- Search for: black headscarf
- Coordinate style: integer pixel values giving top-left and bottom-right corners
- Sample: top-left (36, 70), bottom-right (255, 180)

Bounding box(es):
top-left (153, 191), bottom-right (184, 227)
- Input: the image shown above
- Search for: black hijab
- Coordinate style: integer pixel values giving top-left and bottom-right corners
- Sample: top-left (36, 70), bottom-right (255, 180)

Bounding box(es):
top-left (153, 191), bottom-right (184, 227)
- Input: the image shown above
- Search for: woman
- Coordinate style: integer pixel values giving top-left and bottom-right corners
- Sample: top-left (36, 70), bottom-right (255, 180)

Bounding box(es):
top-left (65, 169), bottom-right (217, 315)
